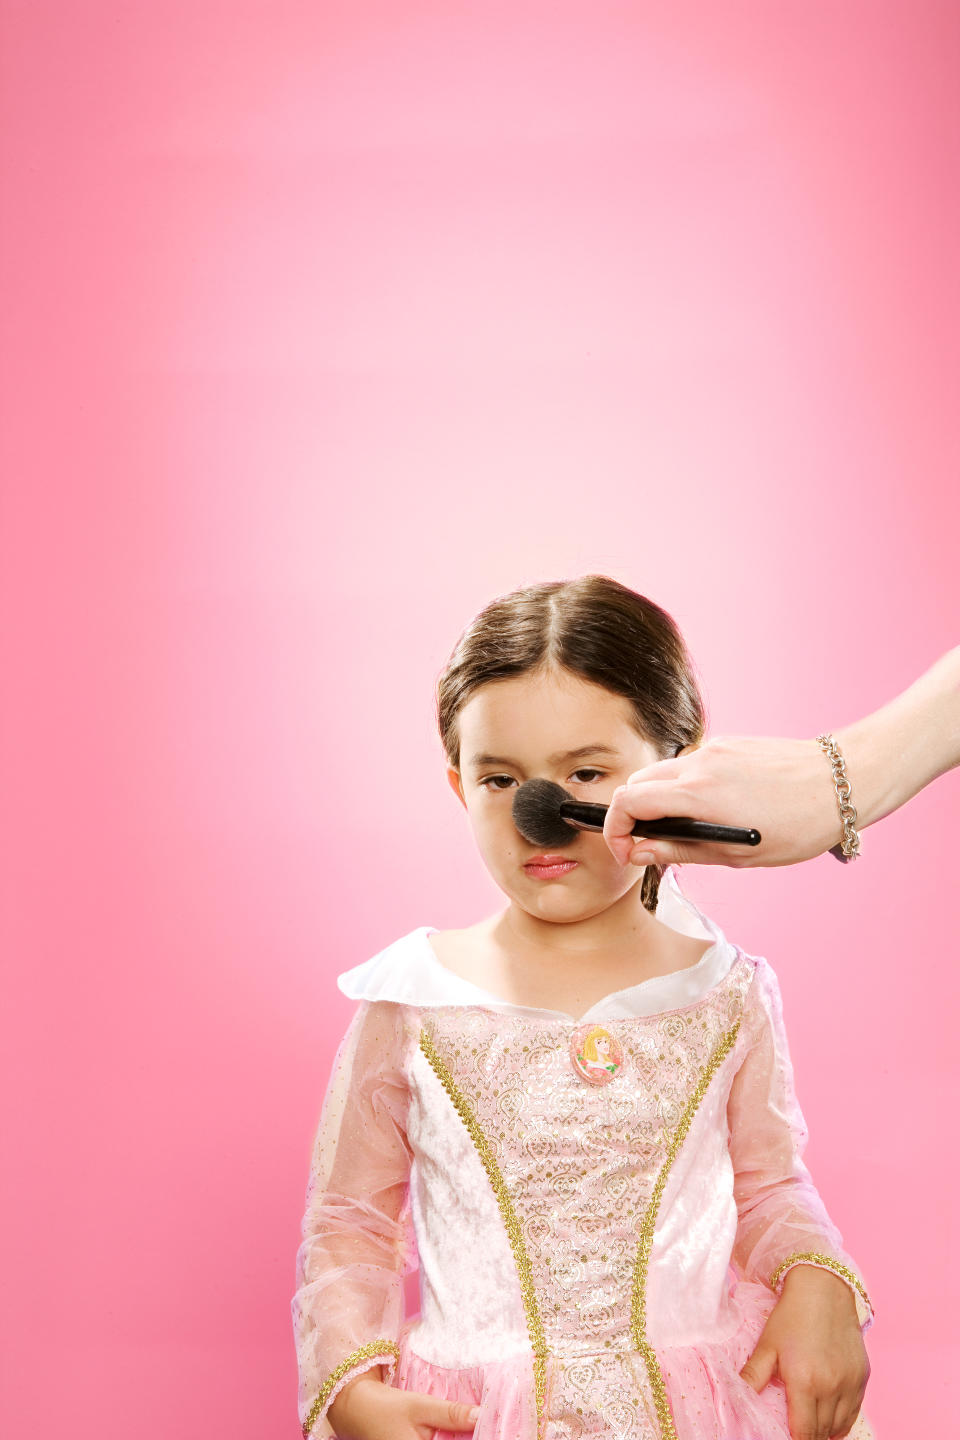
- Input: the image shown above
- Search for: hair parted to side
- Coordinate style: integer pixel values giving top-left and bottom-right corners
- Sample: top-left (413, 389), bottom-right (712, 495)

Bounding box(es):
top-left (435, 574), bottom-right (708, 913)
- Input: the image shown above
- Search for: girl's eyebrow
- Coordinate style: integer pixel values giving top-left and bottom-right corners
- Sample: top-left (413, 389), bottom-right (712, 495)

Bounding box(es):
top-left (468, 743), bottom-right (622, 771)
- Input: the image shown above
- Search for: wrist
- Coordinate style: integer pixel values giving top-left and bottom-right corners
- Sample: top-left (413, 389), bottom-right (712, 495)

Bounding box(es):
top-left (326, 1368), bottom-right (386, 1430)
top-left (780, 1261), bottom-right (860, 1319)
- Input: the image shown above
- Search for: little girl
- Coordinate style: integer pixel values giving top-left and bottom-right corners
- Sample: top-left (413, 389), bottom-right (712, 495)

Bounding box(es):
top-left (291, 575), bottom-right (875, 1440)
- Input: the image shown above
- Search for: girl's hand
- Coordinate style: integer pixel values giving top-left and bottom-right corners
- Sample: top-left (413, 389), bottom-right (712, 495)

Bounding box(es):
top-left (738, 1266), bottom-right (871, 1440)
top-left (603, 737), bottom-right (848, 870)
top-left (327, 1370), bottom-right (481, 1439)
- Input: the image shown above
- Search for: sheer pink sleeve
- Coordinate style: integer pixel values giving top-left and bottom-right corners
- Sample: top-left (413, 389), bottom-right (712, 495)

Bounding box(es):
top-left (726, 957), bottom-right (875, 1332)
top-left (291, 999), bottom-right (417, 1437)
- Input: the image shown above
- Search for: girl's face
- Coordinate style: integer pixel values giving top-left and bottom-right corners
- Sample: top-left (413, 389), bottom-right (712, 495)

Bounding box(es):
top-left (447, 667), bottom-right (663, 923)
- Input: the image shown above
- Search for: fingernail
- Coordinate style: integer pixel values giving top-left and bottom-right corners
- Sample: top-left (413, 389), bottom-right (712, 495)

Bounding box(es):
top-left (469, 1405), bottom-right (482, 1421)
top-left (631, 852), bottom-right (655, 865)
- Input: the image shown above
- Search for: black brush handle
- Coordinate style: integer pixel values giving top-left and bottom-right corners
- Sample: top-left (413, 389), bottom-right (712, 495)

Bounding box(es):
top-left (559, 799), bottom-right (761, 847)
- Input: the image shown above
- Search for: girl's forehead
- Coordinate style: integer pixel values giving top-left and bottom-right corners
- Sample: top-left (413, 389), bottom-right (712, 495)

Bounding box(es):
top-left (458, 676), bottom-right (646, 761)
top-left (460, 672), bottom-right (636, 729)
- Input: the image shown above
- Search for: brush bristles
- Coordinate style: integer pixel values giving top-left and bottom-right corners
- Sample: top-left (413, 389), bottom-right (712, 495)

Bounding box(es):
top-left (511, 777), bottom-right (579, 847)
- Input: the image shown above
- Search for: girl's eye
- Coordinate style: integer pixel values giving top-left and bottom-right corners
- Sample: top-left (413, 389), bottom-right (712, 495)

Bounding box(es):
top-left (479, 775), bottom-right (516, 791)
top-left (479, 768), bottom-right (605, 791)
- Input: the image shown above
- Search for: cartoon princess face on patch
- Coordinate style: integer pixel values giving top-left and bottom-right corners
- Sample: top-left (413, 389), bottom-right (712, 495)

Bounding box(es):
top-left (569, 1023), bottom-right (624, 1085)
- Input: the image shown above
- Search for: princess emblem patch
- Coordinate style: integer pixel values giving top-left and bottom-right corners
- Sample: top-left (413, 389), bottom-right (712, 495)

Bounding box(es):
top-left (569, 1022), bottom-right (623, 1085)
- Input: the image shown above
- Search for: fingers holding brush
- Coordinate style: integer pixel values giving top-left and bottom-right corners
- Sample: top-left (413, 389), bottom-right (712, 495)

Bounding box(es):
top-left (604, 736), bottom-right (849, 870)
top-left (603, 758), bottom-right (687, 868)
top-left (603, 785), bottom-right (709, 871)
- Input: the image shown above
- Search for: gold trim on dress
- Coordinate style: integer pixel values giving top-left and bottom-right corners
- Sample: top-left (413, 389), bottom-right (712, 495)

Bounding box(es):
top-left (303, 1338), bottom-right (401, 1437)
top-left (769, 1251), bottom-right (873, 1315)
top-left (629, 1019), bottom-right (742, 1440)
top-left (419, 1026), bottom-right (551, 1430)
top-left (421, 1018), bottom-right (744, 1440)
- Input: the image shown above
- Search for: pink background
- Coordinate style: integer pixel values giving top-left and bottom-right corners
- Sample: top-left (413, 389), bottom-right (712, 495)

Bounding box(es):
top-left (2, 2), bottom-right (957, 1435)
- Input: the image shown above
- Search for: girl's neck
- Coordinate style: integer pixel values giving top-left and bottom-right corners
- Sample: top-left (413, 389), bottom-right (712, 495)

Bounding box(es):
top-left (449, 899), bottom-right (712, 1019)
top-left (495, 888), bottom-right (666, 964)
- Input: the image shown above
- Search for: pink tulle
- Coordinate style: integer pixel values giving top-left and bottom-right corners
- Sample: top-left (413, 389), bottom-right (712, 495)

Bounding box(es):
top-left (392, 1327), bottom-right (538, 1440)
top-left (391, 1275), bottom-right (876, 1440)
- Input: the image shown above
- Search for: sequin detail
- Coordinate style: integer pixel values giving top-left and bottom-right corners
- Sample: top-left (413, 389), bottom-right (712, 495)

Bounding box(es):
top-left (419, 1026), bottom-right (552, 1422)
top-left (769, 1250), bottom-right (873, 1314)
top-left (302, 1338), bottom-right (401, 1436)
top-left (630, 1019), bottom-right (742, 1440)
top-left (417, 965), bottom-right (752, 1440)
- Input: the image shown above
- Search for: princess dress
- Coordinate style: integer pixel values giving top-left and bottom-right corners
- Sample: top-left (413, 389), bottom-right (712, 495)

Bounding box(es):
top-left (292, 867), bottom-right (876, 1440)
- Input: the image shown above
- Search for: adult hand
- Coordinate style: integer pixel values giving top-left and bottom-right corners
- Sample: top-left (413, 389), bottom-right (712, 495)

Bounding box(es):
top-left (327, 1370), bottom-right (481, 1439)
top-left (604, 645), bottom-right (960, 871)
top-left (603, 736), bottom-right (845, 869)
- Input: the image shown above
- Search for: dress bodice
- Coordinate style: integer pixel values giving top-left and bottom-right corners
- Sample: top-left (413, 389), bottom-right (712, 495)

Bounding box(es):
top-left (292, 867), bottom-right (875, 1440)
top-left (407, 960), bottom-right (755, 1368)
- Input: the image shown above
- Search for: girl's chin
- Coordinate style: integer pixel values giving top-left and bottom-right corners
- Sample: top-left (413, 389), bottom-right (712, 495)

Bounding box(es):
top-left (503, 886), bottom-right (627, 916)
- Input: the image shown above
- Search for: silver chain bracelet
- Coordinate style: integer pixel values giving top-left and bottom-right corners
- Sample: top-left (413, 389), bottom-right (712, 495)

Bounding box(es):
top-left (815, 733), bottom-right (862, 862)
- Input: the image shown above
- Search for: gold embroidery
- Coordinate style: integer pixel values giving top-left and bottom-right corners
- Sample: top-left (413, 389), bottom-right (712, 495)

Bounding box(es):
top-left (420, 1014), bottom-right (744, 1440)
top-left (630, 1019), bottom-right (742, 1440)
top-left (419, 1025), bottom-right (551, 1434)
top-left (770, 1251), bottom-right (873, 1314)
top-left (302, 1339), bottom-right (401, 1436)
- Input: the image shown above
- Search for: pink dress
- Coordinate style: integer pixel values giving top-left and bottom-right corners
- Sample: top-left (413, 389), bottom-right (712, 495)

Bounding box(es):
top-left (292, 867), bottom-right (876, 1439)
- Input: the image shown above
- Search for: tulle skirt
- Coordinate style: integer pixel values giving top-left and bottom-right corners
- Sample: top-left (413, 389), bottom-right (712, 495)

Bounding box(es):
top-left (392, 1276), bottom-right (876, 1440)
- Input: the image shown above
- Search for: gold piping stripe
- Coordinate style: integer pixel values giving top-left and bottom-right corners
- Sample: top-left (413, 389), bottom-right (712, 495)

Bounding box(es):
top-left (418, 1026), bottom-right (551, 1430)
top-left (303, 1339), bottom-right (401, 1436)
top-left (770, 1251), bottom-right (873, 1313)
top-left (630, 1019), bottom-right (742, 1440)
top-left (419, 1018), bottom-right (742, 1440)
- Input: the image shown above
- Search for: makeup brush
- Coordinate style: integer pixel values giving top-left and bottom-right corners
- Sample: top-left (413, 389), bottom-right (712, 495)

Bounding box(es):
top-left (512, 777), bottom-right (761, 850)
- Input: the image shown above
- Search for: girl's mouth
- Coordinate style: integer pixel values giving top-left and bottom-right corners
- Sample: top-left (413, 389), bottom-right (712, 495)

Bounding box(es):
top-left (523, 859), bottom-right (580, 880)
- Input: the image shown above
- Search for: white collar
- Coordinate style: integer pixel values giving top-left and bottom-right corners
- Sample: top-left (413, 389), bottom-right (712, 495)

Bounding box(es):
top-left (336, 865), bottom-right (739, 1023)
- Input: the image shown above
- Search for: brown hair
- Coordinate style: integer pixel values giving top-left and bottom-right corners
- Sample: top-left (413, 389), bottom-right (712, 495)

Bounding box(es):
top-left (435, 574), bottom-right (708, 912)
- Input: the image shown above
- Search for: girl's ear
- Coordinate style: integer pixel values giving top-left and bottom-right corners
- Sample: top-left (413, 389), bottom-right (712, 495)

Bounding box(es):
top-left (446, 766), bottom-right (467, 808)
